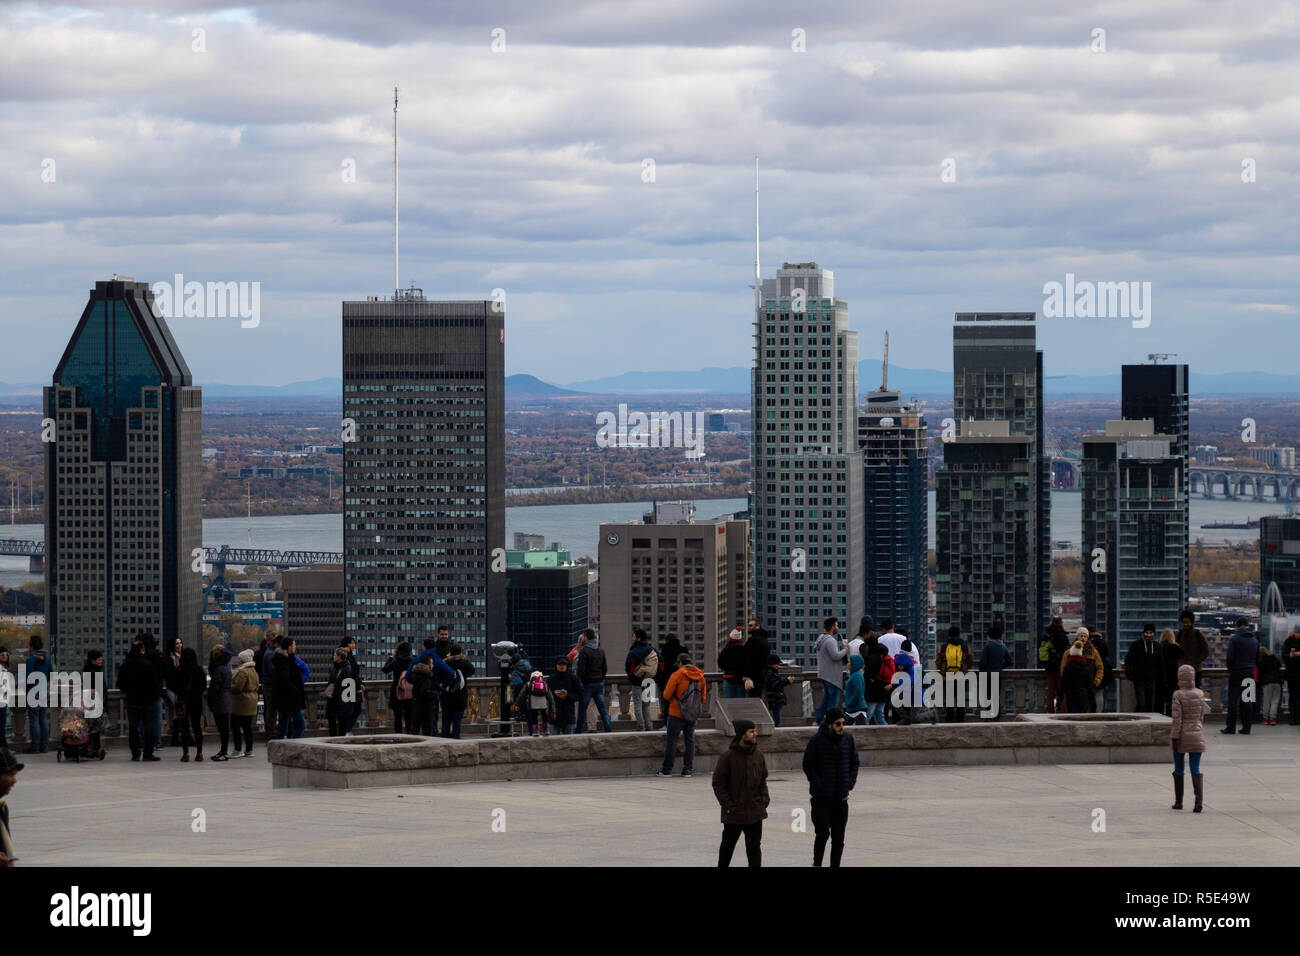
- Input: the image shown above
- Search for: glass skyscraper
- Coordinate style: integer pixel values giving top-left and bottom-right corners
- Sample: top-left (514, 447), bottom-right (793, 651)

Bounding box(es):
top-left (45, 278), bottom-right (203, 678)
top-left (342, 292), bottom-right (505, 677)
top-left (750, 263), bottom-right (864, 667)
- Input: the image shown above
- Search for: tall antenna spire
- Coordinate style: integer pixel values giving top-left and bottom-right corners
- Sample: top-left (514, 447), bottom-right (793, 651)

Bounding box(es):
top-left (753, 154), bottom-right (760, 311)
top-left (393, 85), bottom-right (399, 297)
top-left (881, 330), bottom-right (889, 390)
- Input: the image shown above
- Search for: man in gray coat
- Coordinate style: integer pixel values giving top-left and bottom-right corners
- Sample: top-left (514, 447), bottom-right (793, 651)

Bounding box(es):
top-left (813, 618), bottom-right (849, 725)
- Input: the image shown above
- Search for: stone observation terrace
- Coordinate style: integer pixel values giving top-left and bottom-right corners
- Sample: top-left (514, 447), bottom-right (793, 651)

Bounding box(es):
top-left (9, 724), bottom-right (1298, 867)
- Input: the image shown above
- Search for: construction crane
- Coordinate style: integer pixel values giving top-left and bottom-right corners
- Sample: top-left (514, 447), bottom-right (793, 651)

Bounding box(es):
top-left (1147, 353), bottom-right (1177, 363)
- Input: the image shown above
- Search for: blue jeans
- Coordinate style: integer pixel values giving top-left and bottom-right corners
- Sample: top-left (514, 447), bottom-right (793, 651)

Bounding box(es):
top-left (814, 681), bottom-right (842, 724)
top-left (441, 708), bottom-right (464, 739)
top-left (579, 682), bottom-right (611, 733)
top-left (662, 715), bottom-right (695, 773)
top-left (277, 709), bottom-right (305, 739)
top-left (127, 704), bottom-right (153, 757)
top-left (1173, 751), bottom-right (1202, 775)
top-left (864, 702), bottom-right (887, 725)
top-left (27, 707), bottom-right (50, 751)
top-left (723, 682), bottom-right (746, 699)
top-left (770, 706), bottom-right (783, 728)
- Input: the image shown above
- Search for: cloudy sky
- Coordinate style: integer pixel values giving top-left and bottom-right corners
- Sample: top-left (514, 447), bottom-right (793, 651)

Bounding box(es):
top-left (2, 0), bottom-right (1296, 387)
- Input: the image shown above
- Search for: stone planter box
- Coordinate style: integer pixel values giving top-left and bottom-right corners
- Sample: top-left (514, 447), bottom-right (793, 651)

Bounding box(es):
top-left (268, 713), bottom-right (1174, 789)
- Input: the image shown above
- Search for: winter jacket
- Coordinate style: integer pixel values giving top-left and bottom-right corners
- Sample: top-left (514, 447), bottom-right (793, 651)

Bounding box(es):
top-left (1091, 635), bottom-right (1114, 687)
top-left (1158, 641), bottom-right (1184, 694)
top-left (409, 661), bottom-right (440, 702)
top-left (712, 741), bottom-right (770, 825)
top-left (576, 643), bottom-right (607, 685)
top-left (383, 651), bottom-right (413, 704)
top-left (508, 656), bottom-right (534, 689)
top-left (1060, 655), bottom-right (1094, 712)
top-left (744, 630), bottom-right (771, 685)
top-left (1040, 624), bottom-right (1070, 671)
top-left (513, 675), bottom-right (556, 715)
top-left (441, 655), bottom-right (474, 712)
top-left (863, 647), bottom-right (892, 704)
top-left (625, 639), bottom-right (656, 681)
top-left (663, 665), bottom-right (706, 720)
top-left (1225, 628), bottom-right (1260, 675)
top-left (717, 640), bottom-right (747, 687)
top-left (230, 662), bottom-right (259, 717)
top-left (325, 658), bottom-right (353, 716)
top-left (842, 656), bottom-right (868, 711)
top-left (1169, 664), bottom-right (1206, 754)
top-left (171, 661), bottom-right (206, 712)
top-left (206, 652), bottom-right (233, 714)
top-left (260, 645), bottom-right (278, 693)
top-left (656, 639), bottom-right (684, 691)
top-left (1258, 653), bottom-right (1284, 686)
top-left (272, 649), bottom-right (306, 711)
top-left (116, 650), bottom-right (163, 707)
top-left (979, 639), bottom-right (1013, 674)
top-left (23, 649), bottom-right (51, 696)
top-left (1282, 635), bottom-right (1300, 678)
top-left (937, 640), bottom-right (973, 674)
top-left (548, 665), bottom-right (584, 726)
top-left (406, 650), bottom-right (455, 687)
top-left (761, 665), bottom-right (791, 710)
top-left (814, 633), bottom-right (849, 688)
top-left (802, 724), bottom-right (859, 801)
top-left (1060, 642), bottom-right (1104, 688)
top-left (1177, 626), bottom-right (1211, 676)
top-left (1124, 637), bottom-right (1162, 683)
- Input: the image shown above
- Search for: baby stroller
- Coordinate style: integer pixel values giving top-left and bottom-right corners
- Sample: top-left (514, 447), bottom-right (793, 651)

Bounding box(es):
top-left (56, 707), bottom-right (105, 762)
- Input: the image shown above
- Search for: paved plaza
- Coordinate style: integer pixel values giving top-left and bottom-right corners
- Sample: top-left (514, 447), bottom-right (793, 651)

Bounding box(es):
top-left (8, 726), bottom-right (1298, 867)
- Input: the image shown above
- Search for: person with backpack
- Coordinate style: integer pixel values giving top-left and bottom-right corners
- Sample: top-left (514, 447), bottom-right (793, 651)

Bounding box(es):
top-left (1169, 663), bottom-right (1207, 812)
top-left (514, 670), bottom-right (555, 736)
top-left (862, 641), bottom-right (893, 726)
top-left (207, 645), bottom-right (234, 760)
top-left (655, 633), bottom-right (684, 729)
top-left (802, 707), bottom-right (859, 867)
top-left (1124, 624), bottom-right (1162, 713)
top-left (22, 634), bottom-right (52, 754)
top-left (658, 653), bottom-right (706, 777)
top-left (937, 627), bottom-right (973, 723)
top-left (1039, 617), bottom-right (1070, 712)
top-left (548, 656), bottom-right (583, 735)
top-left (760, 654), bottom-right (795, 727)
top-left (230, 649), bottom-right (259, 758)
top-left (743, 620), bottom-right (770, 699)
top-left (712, 719), bottom-right (769, 867)
top-left (575, 628), bottom-right (612, 734)
top-left (439, 644), bottom-right (474, 739)
top-left (625, 628), bottom-right (659, 731)
top-left (813, 618), bottom-right (850, 725)
top-left (383, 641), bottom-right (415, 733)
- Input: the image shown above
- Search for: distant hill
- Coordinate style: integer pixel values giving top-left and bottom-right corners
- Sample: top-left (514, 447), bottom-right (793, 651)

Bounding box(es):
top-left (506, 374), bottom-right (586, 399)
top-left (200, 377), bottom-right (341, 398)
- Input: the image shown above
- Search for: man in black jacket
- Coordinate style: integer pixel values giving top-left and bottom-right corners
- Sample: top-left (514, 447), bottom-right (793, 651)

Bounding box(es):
top-left (117, 638), bottom-right (162, 761)
top-left (1125, 624), bottom-right (1162, 712)
top-left (575, 628), bottom-right (611, 733)
top-left (801, 707), bottom-right (859, 867)
top-left (743, 620), bottom-right (770, 699)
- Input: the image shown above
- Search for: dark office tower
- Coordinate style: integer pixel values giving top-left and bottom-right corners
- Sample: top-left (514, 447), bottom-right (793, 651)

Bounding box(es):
top-left (952, 313), bottom-right (1050, 660)
top-left (343, 291), bottom-right (505, 678)
top-left (1260, 516), bottom-right (1300, 617)
top-left (45, 278), bottom-right (203, 678)
top-left (505, 560), bottom-right (589, 669)
top-left (1122, 362), bottom-right (1190, 597)
top-left (858, 386), bottom-right (928, 659)
top-left (751, 263), bottom-right (864, 668)
top-left (1082, 422), bottom-right (1186, 685)
top-left (934, 423), bottom-right (1036, 665)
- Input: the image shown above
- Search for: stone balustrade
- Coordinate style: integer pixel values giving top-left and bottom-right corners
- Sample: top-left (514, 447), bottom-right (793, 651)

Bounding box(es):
top-left (1, 665), bottom-right (1277, 751)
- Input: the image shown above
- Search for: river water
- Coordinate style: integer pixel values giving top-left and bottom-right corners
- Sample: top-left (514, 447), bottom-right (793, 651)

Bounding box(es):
top-left (0, 492), bottom-right (1285, 588)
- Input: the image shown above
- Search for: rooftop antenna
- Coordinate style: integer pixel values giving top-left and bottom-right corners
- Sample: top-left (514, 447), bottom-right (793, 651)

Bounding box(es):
top-left (393, 85), bottom-right (399, 298)
top-left (1147, 352), bottom-right (1176, 364)
top-left (881, 330), bottom-right (889, 390)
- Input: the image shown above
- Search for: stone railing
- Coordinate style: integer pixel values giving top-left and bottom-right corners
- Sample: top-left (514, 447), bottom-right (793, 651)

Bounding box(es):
top-left (1, 665), bottom-right (1277, 750)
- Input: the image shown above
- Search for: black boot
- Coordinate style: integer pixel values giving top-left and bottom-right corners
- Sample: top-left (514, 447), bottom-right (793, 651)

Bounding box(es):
top-left (1192, 773), bottom-right (1204, 813)
top-left (1171, 773), bottom-right (1184, 810)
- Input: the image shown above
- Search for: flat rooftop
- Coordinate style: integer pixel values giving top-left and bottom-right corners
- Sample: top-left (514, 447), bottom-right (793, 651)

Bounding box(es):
top-left (8, 727), bottom-right (1298, 866)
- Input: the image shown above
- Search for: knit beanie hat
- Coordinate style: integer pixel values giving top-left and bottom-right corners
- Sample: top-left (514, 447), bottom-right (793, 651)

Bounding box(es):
top-left (727, 628), bottom-right (743, 642)
top-left (237, 648), bottom-right (255, 664)
top-left (823, 707), bottom-right (845, 725)
top-left (731, 719), bottom-right (755, 744)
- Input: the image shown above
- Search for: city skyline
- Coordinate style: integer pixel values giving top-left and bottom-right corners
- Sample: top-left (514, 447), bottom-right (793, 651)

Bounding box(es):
top-left (3, 2), bottom-right (1297, 389)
